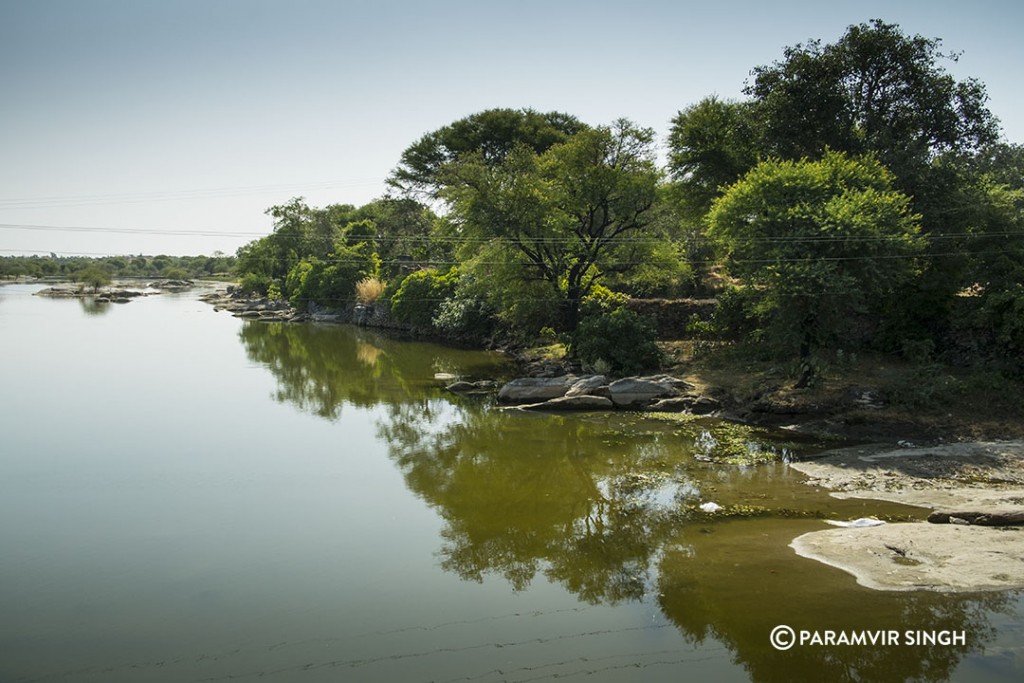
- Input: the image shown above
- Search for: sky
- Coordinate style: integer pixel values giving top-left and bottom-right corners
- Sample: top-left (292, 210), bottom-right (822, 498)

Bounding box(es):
top-left (2, 0), bottom-right (1023, 257)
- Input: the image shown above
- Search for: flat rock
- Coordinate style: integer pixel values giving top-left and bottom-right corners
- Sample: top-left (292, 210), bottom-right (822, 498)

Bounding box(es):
top-left (564, 375), bottom-right (608, 397)
top-left (497, 375), bottom-right (577, 404)
top-left (790, 440), bottom-right (1024, 592)
top-left (519, 395), bottom-right (614, 411)
top-left (607, 377), bottom-right (677, 407)
top-left (791, 523), bottom-right (1024, 592)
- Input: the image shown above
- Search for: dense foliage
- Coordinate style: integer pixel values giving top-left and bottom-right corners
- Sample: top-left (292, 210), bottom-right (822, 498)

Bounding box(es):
top-left (708, 151), bottom-right (923, 377)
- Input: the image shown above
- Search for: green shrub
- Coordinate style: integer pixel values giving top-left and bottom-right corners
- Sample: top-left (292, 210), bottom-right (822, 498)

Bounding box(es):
top-left (285, 244), bottom-right (378, 308)
top-left (573, 308), bottom-right (662, 376)
top-left (390, 269), bottom-right (457, 330)
top-left (579, 285), bottom-right (629, 318)
top-left (433, 293), bottom-right (496, 342)
top-left (237, 272), bottom-right (273, 296)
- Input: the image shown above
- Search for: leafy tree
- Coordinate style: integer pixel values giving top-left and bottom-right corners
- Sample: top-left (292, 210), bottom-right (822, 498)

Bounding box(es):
top-left (350, 197), bottom-right (442, 277)
top-left (235, 197), bottom-right (362, 294)
top-left (75, 265), bottom-right (112, 292)
top-left (707, 151), bottom-right (923, 379)
top-left (746, 19), bottom-right (999, 188)
top-left (285, 242), bottom-right (378, 308)
top-left (441, 119), bottom-right (661, 331)
top-left (668, 97), bottom-right (761, 219)
top-left (389, 268), bottom-right (457, 331)
top-left (389, 108), bottom-right (586, 198)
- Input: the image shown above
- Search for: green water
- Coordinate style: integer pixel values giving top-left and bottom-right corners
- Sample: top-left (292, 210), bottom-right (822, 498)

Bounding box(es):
top-left (0, 283), bottom-right (1020, 682)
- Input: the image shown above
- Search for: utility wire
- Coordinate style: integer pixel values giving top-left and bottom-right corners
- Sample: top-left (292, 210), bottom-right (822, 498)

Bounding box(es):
top-left (1, 222), bottom-right (1020, 244)
top-left (0, 179), bottom-right (384, 209)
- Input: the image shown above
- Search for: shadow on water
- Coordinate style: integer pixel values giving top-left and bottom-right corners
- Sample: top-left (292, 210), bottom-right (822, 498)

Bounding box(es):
top-left (239, 319), bottom-right (1020, 683)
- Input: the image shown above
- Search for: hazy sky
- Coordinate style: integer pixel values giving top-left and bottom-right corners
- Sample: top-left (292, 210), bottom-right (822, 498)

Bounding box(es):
top-left (3, 0), bottom-right (1022, 256)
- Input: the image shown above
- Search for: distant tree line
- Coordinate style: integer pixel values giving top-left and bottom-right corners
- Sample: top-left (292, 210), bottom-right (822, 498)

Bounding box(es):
top-left (0, 252), bottom-right (236, 282)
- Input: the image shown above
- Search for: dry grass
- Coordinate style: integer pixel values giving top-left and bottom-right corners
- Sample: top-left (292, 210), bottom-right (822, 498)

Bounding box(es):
top-left (355, 277), bottom-right (386, 304)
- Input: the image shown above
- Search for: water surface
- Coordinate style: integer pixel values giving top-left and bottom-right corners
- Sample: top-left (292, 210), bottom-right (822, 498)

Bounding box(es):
top-left (1, 283), bottom-right (1020, 682)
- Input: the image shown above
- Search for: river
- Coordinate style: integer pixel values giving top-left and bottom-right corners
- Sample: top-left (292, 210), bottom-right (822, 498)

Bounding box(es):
top-left (0, 283), bottom-right (1021, 682)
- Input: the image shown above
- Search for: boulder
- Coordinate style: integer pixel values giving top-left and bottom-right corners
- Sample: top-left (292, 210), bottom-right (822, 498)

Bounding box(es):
top-left (607, 377), bottom-right (677, 407)
top-left (497, 375), bottom-right (577, 404)
top-left (565, 375), bottom-right (608, 397)
top-left (519, 395), bottom-right (614, 411)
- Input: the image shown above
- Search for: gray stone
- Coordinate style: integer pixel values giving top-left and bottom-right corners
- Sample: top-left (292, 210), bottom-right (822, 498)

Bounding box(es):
top-left (565, 375), bottom-right (608, 397)
top-left (519, 395), bottom-right (614, 411)
top-left (497, 375), bottom-right (577, 404)
top-left (607, 377), bottom-right (677, 407)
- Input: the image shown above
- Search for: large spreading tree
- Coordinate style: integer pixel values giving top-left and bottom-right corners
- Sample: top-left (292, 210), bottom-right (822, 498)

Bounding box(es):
top-left (440, 119), bottom-right (661, 331)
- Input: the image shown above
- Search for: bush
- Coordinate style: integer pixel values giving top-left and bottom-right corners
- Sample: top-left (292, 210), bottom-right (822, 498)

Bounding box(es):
top-left (433, 293), bottom-right (496, 342)
top-left (237, 272), bottom-right (273, 296)
top-left (390, 269), bottom-right (457, 330)
top-left (285, 244), bottom-right (378, 308)
top-left (579, 285), bottom-right (629, 318)
top-left (573, 308), bottom-right (662, 376)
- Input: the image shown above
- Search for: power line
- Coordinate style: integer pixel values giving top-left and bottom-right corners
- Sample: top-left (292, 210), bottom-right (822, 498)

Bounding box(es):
top-left (1, 222), bottom-right (1020, 245)
top-left (0, 179), bottom-right (385, 209)
top-left (3, 246), bottom-right (1014, 265)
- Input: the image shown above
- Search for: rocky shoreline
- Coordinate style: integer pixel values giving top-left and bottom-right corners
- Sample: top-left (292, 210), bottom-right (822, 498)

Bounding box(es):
top-left (199, 288), bottom-right (407, 329)
top-left (470, 373), bottom-right (723, 415)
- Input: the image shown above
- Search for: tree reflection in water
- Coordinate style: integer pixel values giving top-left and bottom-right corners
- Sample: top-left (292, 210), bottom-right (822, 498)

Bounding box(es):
top-left (78, 297), bottom-right (112, 316)
top-left (239, 319), bottom-right (1018, 683)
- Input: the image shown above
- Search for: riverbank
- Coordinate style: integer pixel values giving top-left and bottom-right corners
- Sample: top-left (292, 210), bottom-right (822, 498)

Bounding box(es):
top-left (789, 441), bottom-right (1024, 592)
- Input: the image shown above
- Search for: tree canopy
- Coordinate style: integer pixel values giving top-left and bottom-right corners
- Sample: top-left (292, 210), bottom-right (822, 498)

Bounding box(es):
top-left (708, 151), bottom-right (923, 371)
top-left (746, 19), bottom-right (999, 186)
top-left (388, 108), bottom-right (586, 198)
top-left (440, 119), bottom-right (661, 331)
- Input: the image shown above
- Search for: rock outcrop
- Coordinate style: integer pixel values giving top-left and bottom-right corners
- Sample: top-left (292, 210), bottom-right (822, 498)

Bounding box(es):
top-left (496, 373), bottom-right (718, 414)
top-left (497, 376), bottom-right (578, 404)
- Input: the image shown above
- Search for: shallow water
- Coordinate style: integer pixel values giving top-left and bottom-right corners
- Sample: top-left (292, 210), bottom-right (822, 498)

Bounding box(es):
top-left (0, 283), bottom-right (1020, 682)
